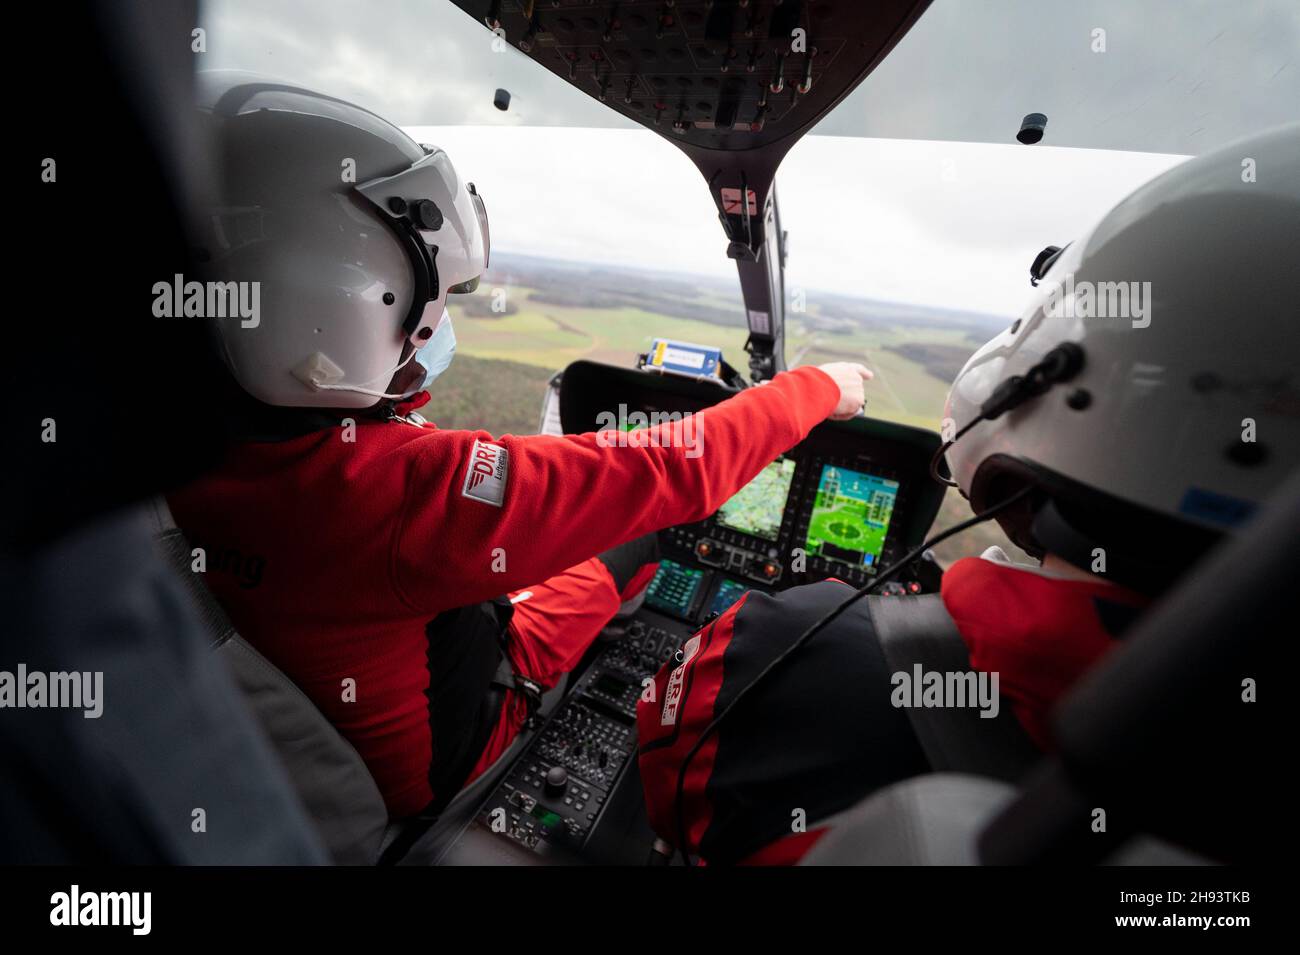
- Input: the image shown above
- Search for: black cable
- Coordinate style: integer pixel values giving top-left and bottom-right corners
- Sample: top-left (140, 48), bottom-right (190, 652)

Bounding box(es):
top-left (929, 417), bottom-right (982, 487)
top-left (670, 484), bottom-right (1035, 865)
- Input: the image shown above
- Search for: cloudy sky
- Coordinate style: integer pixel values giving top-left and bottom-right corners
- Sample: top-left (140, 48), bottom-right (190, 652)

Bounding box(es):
top-left (202, 0), bottom-right (1297, 149)
top-left (404, 125), bottom-right (1185, 317)
top-left (200, 0), bottom-right (1296, 318)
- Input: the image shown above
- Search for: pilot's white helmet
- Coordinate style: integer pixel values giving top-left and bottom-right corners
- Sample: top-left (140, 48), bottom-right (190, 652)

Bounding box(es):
top-left (194, 71), bottom-right (489, 408)
top-left (944, 122), bottom-right (1300, 585)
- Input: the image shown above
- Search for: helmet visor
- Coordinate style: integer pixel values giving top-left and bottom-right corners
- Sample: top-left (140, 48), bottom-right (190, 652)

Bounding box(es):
top-left (468, 183), bottom-right (490, 271)
top-left (355, 148), bottom-right (488, 335)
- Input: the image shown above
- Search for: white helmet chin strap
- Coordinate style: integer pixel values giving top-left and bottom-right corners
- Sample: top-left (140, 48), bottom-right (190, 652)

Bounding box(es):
top-left (298, 306), bottom-right (454, 402)
top-left (303, 343), bottom-right (423, 402)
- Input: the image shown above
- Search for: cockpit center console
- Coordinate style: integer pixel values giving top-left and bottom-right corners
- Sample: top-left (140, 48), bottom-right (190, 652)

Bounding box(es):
top-left (442, 361), bottom-right (944, 864)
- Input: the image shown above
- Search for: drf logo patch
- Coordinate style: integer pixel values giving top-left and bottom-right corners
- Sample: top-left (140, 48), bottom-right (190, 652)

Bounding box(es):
top-left (660, 635), bottom-right (700, 726)
top-left (462, 439), bottom-right (509, 507)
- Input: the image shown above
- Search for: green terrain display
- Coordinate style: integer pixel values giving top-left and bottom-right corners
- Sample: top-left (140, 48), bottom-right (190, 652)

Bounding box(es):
top-left (806, 465), bottom-right (899, 568)
top-left (715, 458), bottom-right (796, 542)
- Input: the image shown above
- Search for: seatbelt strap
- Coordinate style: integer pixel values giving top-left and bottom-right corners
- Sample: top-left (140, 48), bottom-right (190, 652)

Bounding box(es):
top-left (867, 593), bottom-right (1040, 782)
top-left (485, 595), bottom-right (545, 726)
top-left (379, 597), bottom-right (518, 865)
top-left (490, 657), bottom-right (543, 725)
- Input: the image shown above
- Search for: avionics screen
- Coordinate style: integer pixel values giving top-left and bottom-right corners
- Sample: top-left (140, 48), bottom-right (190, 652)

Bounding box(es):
top-left (530, 804), bottom-right (562, 827)
top-left (706, 578), bottom-right (749, 618)
top-left (645, 558), bottom-right (705, 618)
top-left (714, 457), bottom-right (796, 542)
top-left (805, 465), bottom-right (899, 569)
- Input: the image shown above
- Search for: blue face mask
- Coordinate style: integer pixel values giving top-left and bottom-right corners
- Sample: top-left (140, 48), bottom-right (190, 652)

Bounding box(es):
top-left (411, 311), bottom-right (457, 391)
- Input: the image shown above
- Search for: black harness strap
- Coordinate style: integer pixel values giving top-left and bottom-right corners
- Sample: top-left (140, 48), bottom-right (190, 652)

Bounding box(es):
top-left (378, 596), bottom-right (519, 865)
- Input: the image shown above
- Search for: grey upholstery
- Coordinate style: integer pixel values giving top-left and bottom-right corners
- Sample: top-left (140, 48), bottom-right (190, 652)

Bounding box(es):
top-left (147, 498), bottom-right (389, 864)
top-left (216, 635), bottom-right (390, 864)
top-left (2, 504), bottom-right (326, 864)
top-left (867, 593), bottom-right (1040, 782)
top-left (800, 773), bottom-right (1209, 866)
top-left (801, 774), bottom-right (1017, 865)
top-left (811, 471), bottom-right (1300, 868)
top-left (807, 593), bottom-right (1221, 867)
top-left (1103, 838), bottom-right (1210, 866)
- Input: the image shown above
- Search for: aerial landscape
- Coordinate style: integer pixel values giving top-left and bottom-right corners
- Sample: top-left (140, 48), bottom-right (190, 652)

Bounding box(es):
top-left (432, 251), bottom-right (1025, 564)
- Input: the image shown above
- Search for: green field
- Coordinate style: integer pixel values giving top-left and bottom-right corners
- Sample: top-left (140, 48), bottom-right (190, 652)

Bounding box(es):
top-left (448, 272), bottom-right (972, 432)
top-left (449, 288), bottom-right (976, 431)
top-left (450, 288), bottom-right (749, 372)
top-left (420, 353), bottom-right (556, 436)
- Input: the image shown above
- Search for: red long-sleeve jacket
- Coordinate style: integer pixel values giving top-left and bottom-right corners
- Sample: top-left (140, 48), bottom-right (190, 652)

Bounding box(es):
top-left (168, 366), bottom-right (840, 817)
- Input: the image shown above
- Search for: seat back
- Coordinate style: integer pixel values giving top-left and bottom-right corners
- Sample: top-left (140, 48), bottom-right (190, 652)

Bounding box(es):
top-left (147, 499), bottom-right (390, 864)
top-left (867, 592), bottom-right (1040, 782)
top-left (801, 774), bottom-right (1017, 865)
top-left (801, 774), bottom-right (1209, 865)
top-left (979, 468), bottom-right (1297, 865)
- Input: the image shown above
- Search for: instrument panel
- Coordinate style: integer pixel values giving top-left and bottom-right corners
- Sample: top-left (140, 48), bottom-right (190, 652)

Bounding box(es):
top-left (561, 360), bottom-right (947, 611)
top-left (659, 450), bottom-right (920, 597)
top-left (447, 360), bottom-right (945, 862)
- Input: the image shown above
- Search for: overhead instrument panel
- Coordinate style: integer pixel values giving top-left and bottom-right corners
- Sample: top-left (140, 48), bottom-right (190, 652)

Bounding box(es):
top-left (453, 0), bottom-right (932, 153)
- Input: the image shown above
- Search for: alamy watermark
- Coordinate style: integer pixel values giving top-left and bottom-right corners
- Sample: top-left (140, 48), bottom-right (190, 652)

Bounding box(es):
top-left (152, 274), bottom-right (260, 328)
top-left (891, 665), bottom-right (1000, 719)
top-left (1042, 272), bottom-right (1152, 328)
top-left (50, 885), bottom-right (150, 935)
top-left (1, 665), bottom-right (103, 718)
top-left (596, 404), bottom-right (704, 459)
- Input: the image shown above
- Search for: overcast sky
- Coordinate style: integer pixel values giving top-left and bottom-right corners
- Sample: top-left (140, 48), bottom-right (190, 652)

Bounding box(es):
top-left (404, 125), bottom-right (1185, 318)
top-left (202, 0), bottom-right (1298, 152)
top-left (199, 0), bottom-right (1292, 318)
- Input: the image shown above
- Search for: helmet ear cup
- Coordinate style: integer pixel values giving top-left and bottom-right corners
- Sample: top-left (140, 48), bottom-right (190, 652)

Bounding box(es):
top-left (971, 456), bottom-right (1225, 594)
top-left (968, 457), bottom-right (1043, 556)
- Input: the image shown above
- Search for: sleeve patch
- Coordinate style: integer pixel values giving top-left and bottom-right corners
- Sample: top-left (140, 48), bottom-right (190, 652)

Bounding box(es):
top-left (660, 634), bottom-right (701, 726)
top-left (461, 439), bottom-right (509, 507)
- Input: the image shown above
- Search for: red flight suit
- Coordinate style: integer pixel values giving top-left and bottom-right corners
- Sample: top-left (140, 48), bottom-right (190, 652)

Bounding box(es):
top-left (168, 366), bottom-right (840, 817)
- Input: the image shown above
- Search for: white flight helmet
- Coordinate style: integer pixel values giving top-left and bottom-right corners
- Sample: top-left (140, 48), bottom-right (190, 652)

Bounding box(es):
top-left (945, 122), bottom-right (1300, 587)
top-left (194, 71), bottom-right (489, 408)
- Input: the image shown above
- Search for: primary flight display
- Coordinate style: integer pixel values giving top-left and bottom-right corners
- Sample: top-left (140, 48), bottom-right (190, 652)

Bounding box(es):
top-left (805, 465), bottom-right (899, 569)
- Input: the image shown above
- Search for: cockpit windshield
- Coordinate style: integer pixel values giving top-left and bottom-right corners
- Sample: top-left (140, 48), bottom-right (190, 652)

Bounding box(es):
top-left (201, 0), bottom-right (1298, 560)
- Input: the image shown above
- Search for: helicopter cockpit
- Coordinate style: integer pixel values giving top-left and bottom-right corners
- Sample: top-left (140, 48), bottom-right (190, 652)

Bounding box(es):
top-left (6, 0), bottom-right (1297, 893)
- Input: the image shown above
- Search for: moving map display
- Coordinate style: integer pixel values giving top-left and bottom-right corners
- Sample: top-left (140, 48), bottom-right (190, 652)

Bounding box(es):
top-left (714, 457), bottom-right (796, 542)
top-left (805, 465), bottom-right (899, 569)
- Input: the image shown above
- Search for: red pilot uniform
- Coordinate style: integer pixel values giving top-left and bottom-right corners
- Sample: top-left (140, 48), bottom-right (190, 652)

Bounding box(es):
top-left (179, 73), bottom-right (868, 823)
top-left (169, 366), bottom-right (841, 818)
